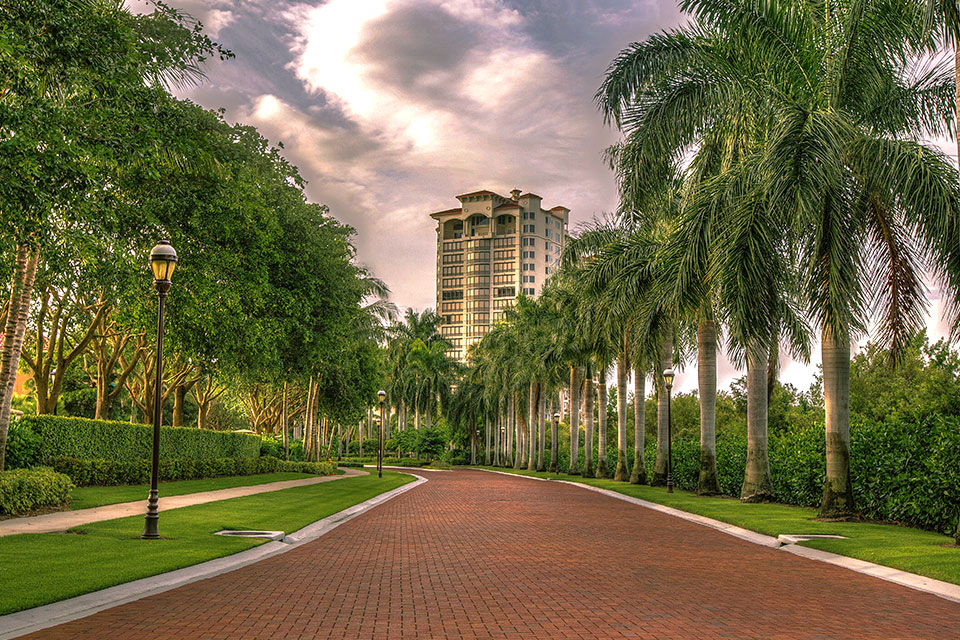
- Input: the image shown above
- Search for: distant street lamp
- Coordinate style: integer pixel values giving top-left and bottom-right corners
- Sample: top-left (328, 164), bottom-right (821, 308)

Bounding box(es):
top-left (142, 240), bottom-right (177, 540)
top-left (663, 368), bottom-right (675, 494)
top-left (377, 390), bottom-right (386, 479)
top-left (550, 412), bottom-right (560, 473)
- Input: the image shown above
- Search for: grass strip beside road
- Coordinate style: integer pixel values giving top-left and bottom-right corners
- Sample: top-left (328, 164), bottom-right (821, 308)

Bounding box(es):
top-left (68, 472), bottom-right (327, 510)
top-left (0, 471), bottom-right (412, 615)
top-left (472, 466), bottom-right (960, 586)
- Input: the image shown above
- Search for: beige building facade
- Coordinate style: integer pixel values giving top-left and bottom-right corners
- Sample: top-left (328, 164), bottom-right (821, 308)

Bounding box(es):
top-left (430, 188), bottom-right (570, 361)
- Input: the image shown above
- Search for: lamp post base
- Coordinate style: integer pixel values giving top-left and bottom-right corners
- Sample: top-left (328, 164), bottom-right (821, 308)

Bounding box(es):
top-left (666, 473), bottom-right (674, 493)
top-left (141, 490), bottom-right (160, 539)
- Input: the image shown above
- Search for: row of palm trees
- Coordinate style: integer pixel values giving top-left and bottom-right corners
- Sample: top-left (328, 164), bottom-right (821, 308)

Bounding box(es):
top-left (456, 0), bottom-right (960, 525)
top-left (381, 310), bottom-right (460, 433)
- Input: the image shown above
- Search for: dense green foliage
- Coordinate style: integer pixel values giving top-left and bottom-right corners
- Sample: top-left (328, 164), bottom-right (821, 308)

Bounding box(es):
top-left (649, 418), bottom-right (960, 534)
top-left (0, 467), bottom-right (74, 515)
top-left (23, 416), bottom-right (260, 462)
top-left (3, 421), bottom-right (41, 469)
top-left (47, 456), bottom-right (335, 487)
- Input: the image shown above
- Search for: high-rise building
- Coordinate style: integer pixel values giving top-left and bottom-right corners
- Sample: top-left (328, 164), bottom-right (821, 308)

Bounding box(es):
top-left (430, 188), bottom-right (570, 361)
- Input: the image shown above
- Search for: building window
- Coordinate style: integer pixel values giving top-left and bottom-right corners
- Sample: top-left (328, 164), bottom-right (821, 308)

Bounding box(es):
top-left (545, 229), bottom-right (552, 239)
top-left (522, 237), bottom-right (536, 247)
top-left (545, 266), bottom-right (552, 275)
top-left (442, 277), bottom-right (463, 288)
top-left (442, 290), bottom-right (464, 300)
top-left (523, 211), bottom-right (535, 220)
top-left (442, 265), bottom-right (464, 276)
top-left (494, 249), bottom-right (515, 260)
top-left (523, 224), bottom-right (536, 233)
top-left (522, 263), bottom-right (535, 271)
top-left (494, 287), bottom-right (515, 297)
top-left (522, 275), bottom-right (536, 283)
top-left (522, 250), bottom-right (535, 259)
top-left (523, 287), bottom-right (535, 295)
top-left (493, 274), bottom-right (515, 284)
top-left (442, 253), bottom-right (463, 264)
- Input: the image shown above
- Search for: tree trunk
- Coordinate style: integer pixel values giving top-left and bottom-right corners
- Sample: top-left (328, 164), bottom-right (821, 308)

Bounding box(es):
top-left (526, 382), bottom-right (536, 470)
top-left (484, 415), bottom-right (491, 465)
top-left (698, 320), bottom-right (720, 495)
top-left (536, 383), bottom-right (546, 472)
top-left (583, 372), bottom-right (594, 477)
top-left (282, 382), bottom-right (289, 461)
top-left (596, 368), bottom-right (608, 478)
top-left (172, 384), bottom-right (187, 427)
top-left (0, 244), bottom-right (40, 471)
top-left (630, 365), bottom-right (646, 484)
top-left (568, 365), bottom-right (580, 475)
top-left (513, 392), bottom-right (523, 469)
top-left (742, 341), bottom-right (774, 502)
top-left (652, 329), bottom-right (673, 486)
top-left (494, 410), bottom-right (501, 466)
top-left (614, 347), bottom-right (629, 481)
top-left (819, 325), bottom-right (855, 516)
top-left (506, 394), bottom-right (514, 467)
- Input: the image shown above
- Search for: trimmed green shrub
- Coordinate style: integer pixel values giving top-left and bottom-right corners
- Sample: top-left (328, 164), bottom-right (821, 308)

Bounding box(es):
top-left (260, 437), bottom-right (283, 459)
top-left (635, 417), bottom-right (960, 534)
top-left (47, 456), bottom-right (336, 486)
top-left (4, 421), bottom-right (42, 469)
top-left (0, 467), bottom-right (74, 515)
top-left (23, 415), bottom-right (261, 463)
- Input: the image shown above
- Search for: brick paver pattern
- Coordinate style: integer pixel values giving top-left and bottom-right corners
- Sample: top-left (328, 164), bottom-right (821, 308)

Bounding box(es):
top-left (26, 469), bottom-right (960, 639)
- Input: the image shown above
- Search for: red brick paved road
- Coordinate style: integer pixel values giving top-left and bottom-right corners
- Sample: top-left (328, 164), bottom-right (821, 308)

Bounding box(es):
top-left (24, 470), bottom-right (960, 639)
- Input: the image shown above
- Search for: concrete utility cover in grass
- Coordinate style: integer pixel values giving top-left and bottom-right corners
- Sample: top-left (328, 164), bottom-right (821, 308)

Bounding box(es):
top-left (778, 534), bottom-right (848, 545)
top-left (214, 530), bottom-right (284, 541)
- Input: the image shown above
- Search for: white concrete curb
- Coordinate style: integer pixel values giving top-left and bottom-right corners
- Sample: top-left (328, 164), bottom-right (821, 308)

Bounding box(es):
top-left (471, 468), bottom-right (960, 605)
top-left (0, 474), bottom-right (427, 640)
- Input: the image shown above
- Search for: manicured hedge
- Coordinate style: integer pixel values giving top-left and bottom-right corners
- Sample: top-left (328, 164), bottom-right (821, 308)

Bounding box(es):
top-left (46, 456), bottom-right (337, 486)
top-left (22, 415), bottom-right (261, 463)
top-left (643, 417), bottom-right (960, 534)
top-left (4, 421), bottom-right (42, 469)
top-left (0, 467), bottom-right (74, 515)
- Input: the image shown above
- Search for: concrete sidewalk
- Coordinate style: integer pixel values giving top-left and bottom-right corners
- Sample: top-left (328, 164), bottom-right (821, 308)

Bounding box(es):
top-left (0, 467), bottom-right (365, 537)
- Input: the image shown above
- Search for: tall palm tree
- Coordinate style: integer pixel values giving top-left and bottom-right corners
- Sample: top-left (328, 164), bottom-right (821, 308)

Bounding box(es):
top-left (600, 0), bottom-right (958, 513)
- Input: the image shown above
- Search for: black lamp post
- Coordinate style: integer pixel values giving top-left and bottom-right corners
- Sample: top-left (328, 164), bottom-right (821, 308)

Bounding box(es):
top-left (550, 412), bottom-right (560, 473)
top-left (142, 240), bottom-right (177, 540)
top-left (377, 390), bottom-right (386, 478)
top-left (663, 368), bottom-right (675, 494)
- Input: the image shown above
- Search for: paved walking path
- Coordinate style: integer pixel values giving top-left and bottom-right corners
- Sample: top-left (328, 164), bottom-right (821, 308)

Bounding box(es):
top-left (0, 468), bottom-right (365, 537)
top-left (17, 469), bottom-right (960, 639)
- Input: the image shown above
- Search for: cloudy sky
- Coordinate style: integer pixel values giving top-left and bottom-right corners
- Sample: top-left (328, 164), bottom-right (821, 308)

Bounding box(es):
top-left (142, 0), bottom-right (955, 394)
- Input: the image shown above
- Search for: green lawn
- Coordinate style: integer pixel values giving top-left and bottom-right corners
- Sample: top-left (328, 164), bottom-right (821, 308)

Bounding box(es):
top-left (472, 466), bottom-right (960, 586)
top-left (68, 472), bottom-right (324, 510)
top-left (0, 471), bottom-right (412, 615)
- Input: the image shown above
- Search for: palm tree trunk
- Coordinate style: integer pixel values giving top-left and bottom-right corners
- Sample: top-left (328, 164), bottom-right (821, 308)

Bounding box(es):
top-left (596, 368), bottom-right (609, 478)
top-left (536, 383), bottom-right (546, 472)
top-left (513, 392), bottom-right (523, 469)
top-left (953, 51), bottom-right (958, 544)
top-left (652, 329), bottom-right (673, 486)
top-left (0, 243), bottom-right (39, 471)
top-left (583, 372), bottom-right (595, 477)
top-left (506, 394), bottom-right (514, 467)
top-left (742, 341), bottom-right (774, 502)
top-left (484, 415), bottom-right (491, 465)
top-left (494, 409), bottom-right (502, 466)
top-left (568, 365), bottom-right (580, 474)
top-left (614, 346), bottom-right (629, 481)
top-left (526, 382), bottom-right (535, 469)
top-left (630, 366), bottom-right (646, 484)
top-left (698, 320), bottom-right (720, 495)
top-left (819, 325), bottom-right (856, 516)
